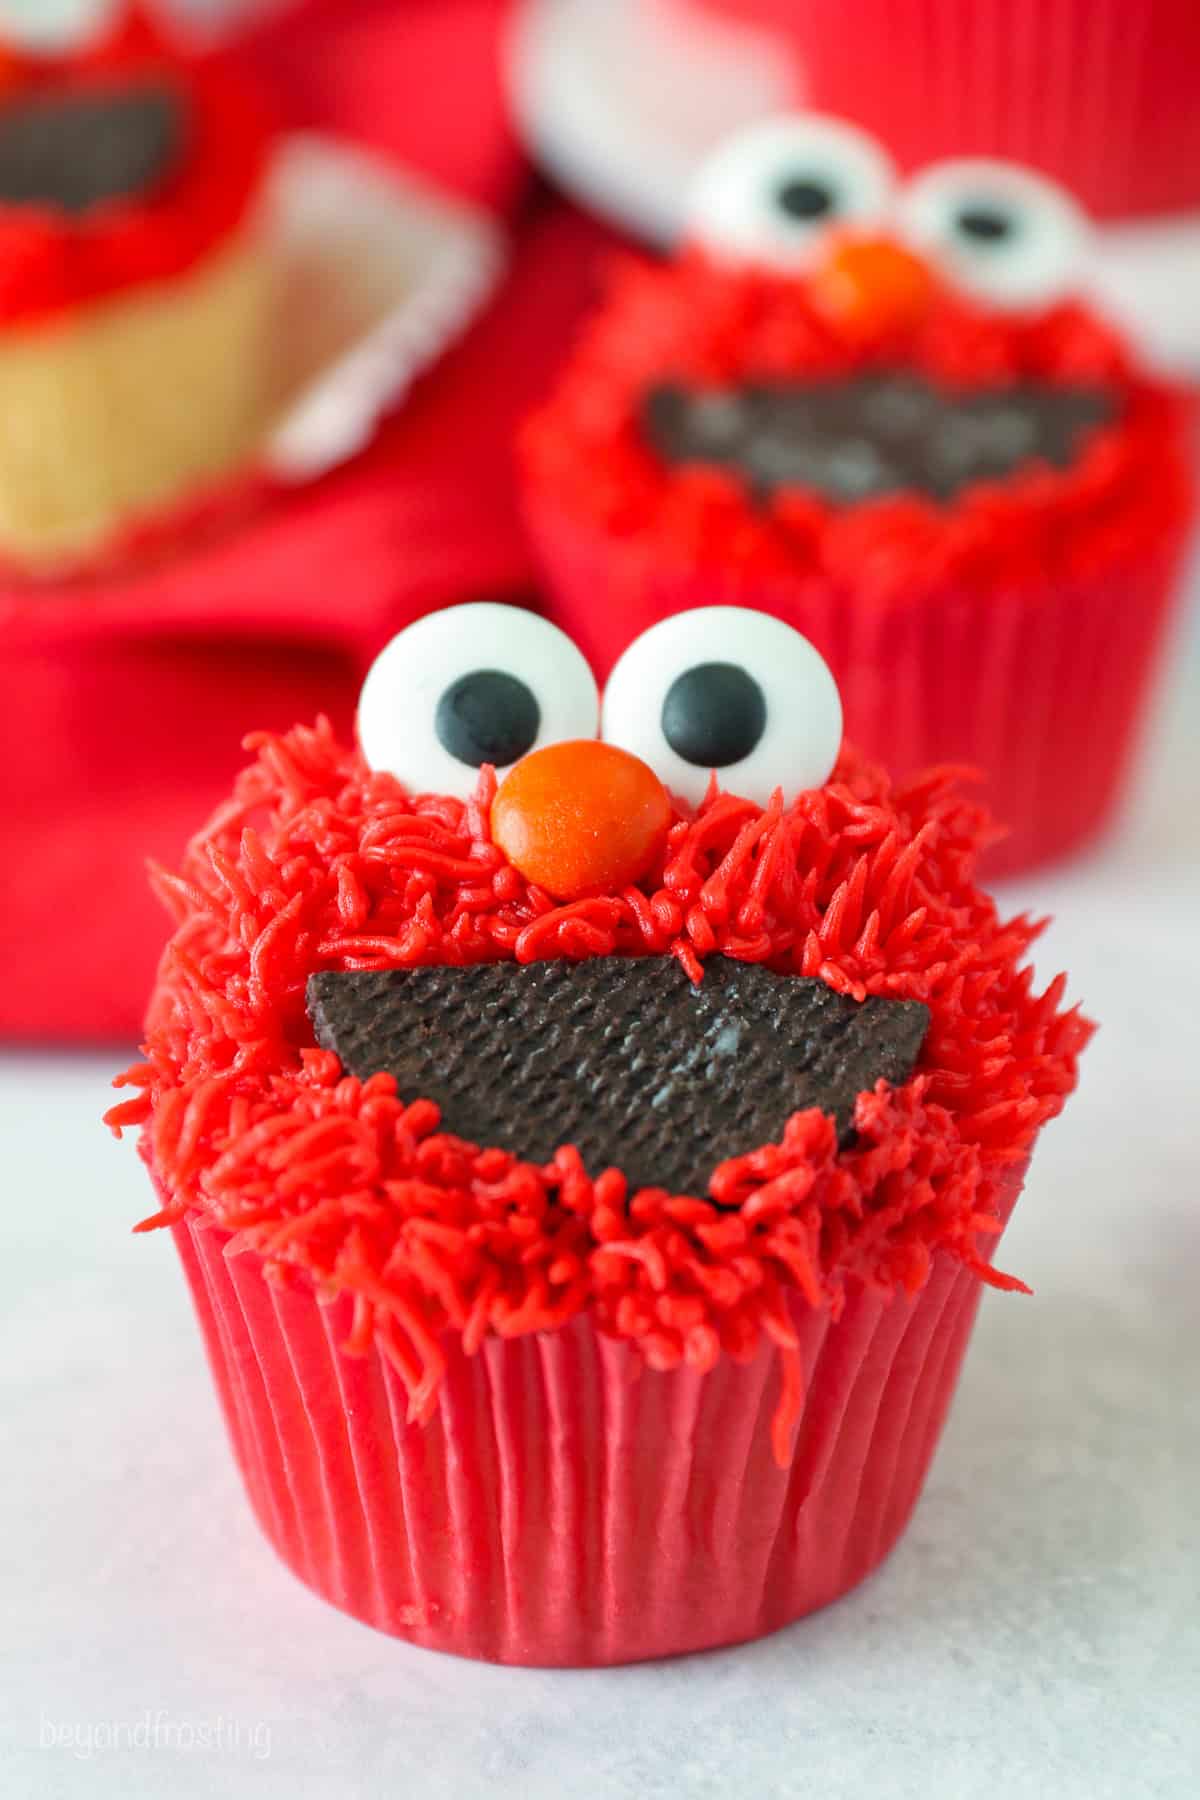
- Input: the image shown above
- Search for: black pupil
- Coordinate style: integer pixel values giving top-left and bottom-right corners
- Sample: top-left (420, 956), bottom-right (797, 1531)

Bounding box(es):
top-left (955, 205), bottom-right (1015, 243)
top-left (775, 176), bottom-right (836, 222)
top-left (662, 663), bottom-right (767, 769)
top-left (435, 670), bottom-right (540, 769)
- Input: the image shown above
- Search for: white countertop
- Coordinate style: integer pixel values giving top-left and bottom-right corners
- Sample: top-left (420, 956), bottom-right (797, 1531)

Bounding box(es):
top-left (3, 592), bottom-right (1199, 1800)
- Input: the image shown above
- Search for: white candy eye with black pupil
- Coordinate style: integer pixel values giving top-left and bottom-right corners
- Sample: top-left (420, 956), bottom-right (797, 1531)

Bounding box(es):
top-left (0, 0), bottom-right (121, 51)
top-left (602, 607), bottom-right (843, 808)
top-left (685, 113), bottom-right (897, 271)
top-left (358, 603), bottom-right (600, 800)
top-left (897, 158), bottom-right (1090, 309)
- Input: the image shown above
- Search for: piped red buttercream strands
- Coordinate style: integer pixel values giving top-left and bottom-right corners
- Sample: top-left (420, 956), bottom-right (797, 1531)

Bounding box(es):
top-left (521, 250), bottom-right (1191, 598)
top-left (108, 721), bottom-right (1090, 1463)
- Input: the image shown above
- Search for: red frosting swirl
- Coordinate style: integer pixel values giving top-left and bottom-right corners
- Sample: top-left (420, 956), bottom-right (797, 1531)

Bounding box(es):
top-left (522, 250), bottom-right (1192, 602)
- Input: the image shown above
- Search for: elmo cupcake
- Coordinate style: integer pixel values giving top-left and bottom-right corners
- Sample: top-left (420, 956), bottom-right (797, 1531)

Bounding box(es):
top-left (109, 601), bottom-right (1089, 1666)
top-left (522, 115), bottom-right (1195, 876)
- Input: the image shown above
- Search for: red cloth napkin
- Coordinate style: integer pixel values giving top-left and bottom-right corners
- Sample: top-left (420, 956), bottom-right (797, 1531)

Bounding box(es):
top-left (237, 0), bottom-right (526, 212)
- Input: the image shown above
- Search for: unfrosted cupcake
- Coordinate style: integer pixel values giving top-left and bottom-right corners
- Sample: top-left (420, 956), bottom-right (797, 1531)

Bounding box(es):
top-left (521, 115), bottom-right (1194, 876)
top-left (0, 9), bottom-right (274, 571)
top-left (109, 600), bottom-right (1089, 1666)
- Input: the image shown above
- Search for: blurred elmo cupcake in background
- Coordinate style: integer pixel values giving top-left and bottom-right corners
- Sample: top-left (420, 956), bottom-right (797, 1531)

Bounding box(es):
top-left (522, 116), bottom-right (1195, 878)
top-left (109, 601), bottom-right (1089, 1665)
top-left (508, 0), bottom-right (1200, 370)
top-left (701, 0), bottom-right (1200, 222)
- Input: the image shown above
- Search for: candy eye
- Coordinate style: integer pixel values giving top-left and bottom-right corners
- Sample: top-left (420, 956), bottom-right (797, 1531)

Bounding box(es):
top-left (0, 0), bottom-right (122, 52)
top-left (358, 603), bottom-right (600, 800)
top-left (897, 158), bottom-right (1090, 309)
top-left (601, 606), bottom-right (842, 808)
top-left (685, 114), bottom-right (897, 271)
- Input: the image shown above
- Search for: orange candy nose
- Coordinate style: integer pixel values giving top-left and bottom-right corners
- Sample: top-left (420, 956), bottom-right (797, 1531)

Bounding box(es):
top-left (491, 740), bottom-right (672, 901)
top-left (811, 236), bottom-right (934, 338)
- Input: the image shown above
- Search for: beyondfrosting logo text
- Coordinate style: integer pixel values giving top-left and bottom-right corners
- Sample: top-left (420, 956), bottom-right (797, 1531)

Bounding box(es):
top-left (38, 1709), bottom-right (272, 1763)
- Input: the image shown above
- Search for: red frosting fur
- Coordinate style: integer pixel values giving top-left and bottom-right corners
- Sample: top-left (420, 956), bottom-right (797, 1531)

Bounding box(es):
top-left (0, 40), bottom-right (274, 325)
top-left (108, 722), bottom-right (1090, 1459)
top-left (522, 250), bottom-right (1192, 602)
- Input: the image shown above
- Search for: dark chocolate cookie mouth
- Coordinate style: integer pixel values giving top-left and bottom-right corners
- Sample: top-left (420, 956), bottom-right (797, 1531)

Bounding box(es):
top-left (0, 82), bottom-right (185, 215)
top-left (307, 956), bottom-right (930, 1198)
top-left (641, 372), bottom-right (1115, 505)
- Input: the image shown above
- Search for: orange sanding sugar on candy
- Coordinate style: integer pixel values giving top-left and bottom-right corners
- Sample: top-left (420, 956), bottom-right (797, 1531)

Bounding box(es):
top-left (491, 739), bottom-right (672, 900)
top-left (107, 717), bottom-right (1091, 1463)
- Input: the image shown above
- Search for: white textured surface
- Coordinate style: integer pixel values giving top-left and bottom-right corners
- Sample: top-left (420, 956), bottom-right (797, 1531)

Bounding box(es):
top-left (2, 594), bottom-right (1198, 1799)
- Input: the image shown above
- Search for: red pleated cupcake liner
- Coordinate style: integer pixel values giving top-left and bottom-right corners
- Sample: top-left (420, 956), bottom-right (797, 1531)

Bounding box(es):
top-left (526, 496), bottom-right (1192, 877)
top-left (698, 0), bottom-right (1200, 221)
top-left (172, 1164), bottom-right (1020, 1667)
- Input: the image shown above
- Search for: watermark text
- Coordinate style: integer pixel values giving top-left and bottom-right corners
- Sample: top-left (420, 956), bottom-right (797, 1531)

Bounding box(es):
top-left (39, 1709), bottom-right (272, 1762)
